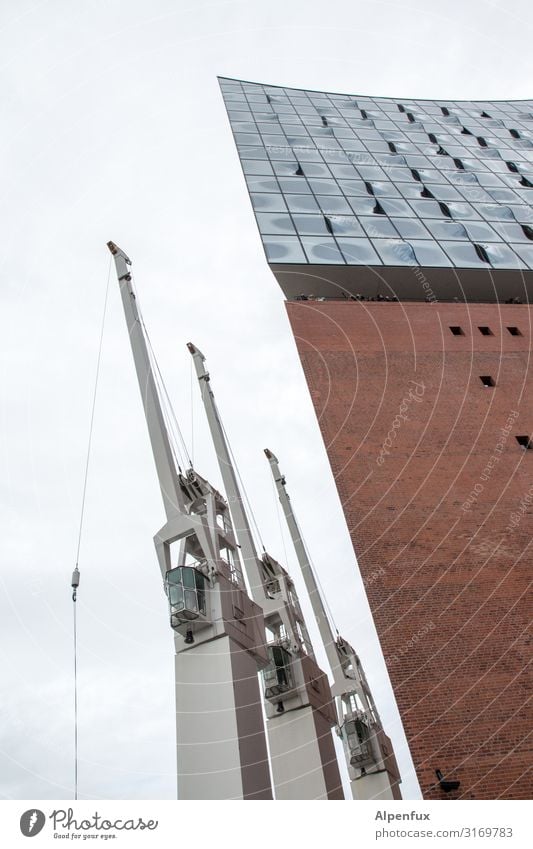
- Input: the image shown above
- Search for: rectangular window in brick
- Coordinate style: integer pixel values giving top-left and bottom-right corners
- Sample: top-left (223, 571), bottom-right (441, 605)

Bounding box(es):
top-left (516, 435), bottom-right (532, 449)
top-left (480, 376), bottom-right (495, 387)
top-left (507, 326), bottom-right (521, 336)
top-left (450, 326), bottom-right (464, 335)
top-left (478, 326), bottom-right (493, 335)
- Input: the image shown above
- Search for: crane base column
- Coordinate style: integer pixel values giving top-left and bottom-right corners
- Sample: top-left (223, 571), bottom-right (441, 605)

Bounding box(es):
top-left (351, 772), bottom-right (402, 800)
top-left (267, 707), bottom-right (344, 799)
top-left (176, 636), bottom-right (272, 799)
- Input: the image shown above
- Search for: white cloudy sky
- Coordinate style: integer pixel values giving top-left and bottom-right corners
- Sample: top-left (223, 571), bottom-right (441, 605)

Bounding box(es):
top-left (1, 0), bottom-right (531, 801)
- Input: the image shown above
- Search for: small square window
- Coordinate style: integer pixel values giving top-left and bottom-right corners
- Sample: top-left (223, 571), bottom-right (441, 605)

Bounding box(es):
top-left (480, 376), bottom-right (495, 387)
top-left (507, 326), bottom-right (521, 336)
top-left (478, 326), bottom-right (493, 336)
top-left (450, 326), bottom-right (464, 336)
top-left (516, 435), bottom-right (532, 450)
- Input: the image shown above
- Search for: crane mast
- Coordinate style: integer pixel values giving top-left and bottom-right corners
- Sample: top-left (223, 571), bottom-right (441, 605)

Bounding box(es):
top-left (107, 242), bottom-right (272, 799)
top-left (265, 449), bottom-right (402, 801)
top-left (188, 343), bottom-right (344, 799)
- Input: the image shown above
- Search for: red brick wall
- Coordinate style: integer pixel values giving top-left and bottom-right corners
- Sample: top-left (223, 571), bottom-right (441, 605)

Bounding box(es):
top-left (286, 300), bottom-right (533, 800)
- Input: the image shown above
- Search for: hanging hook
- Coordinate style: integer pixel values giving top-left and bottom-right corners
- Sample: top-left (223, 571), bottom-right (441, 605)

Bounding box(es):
top-left (71, 567), bottom-right (80, 602)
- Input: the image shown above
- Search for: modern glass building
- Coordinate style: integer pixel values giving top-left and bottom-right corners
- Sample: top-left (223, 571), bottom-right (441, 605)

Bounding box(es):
top-left (220, 77), bottom-right (533, 800)
top-left (220, 76), bottom-right (533, 302)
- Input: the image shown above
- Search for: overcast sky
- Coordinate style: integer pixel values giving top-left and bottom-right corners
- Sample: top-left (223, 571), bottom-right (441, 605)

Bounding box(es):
top-left (1, 0), bottom-right (532, 801)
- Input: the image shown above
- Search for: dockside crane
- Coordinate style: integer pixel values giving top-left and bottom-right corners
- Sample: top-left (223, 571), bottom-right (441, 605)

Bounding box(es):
top-left (265, 449), bottom-right (402, 800)
top-left (189, 344), bottom-right (344, 800)
top-left (107, 242), bottom-right (273, 799)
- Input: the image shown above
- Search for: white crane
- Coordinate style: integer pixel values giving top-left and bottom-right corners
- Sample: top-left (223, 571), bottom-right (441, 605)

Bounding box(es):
top-left (188, 344), bottom-right (344, 799)
top-left (265, 449), bottom-right (402, 800)
top-left (107, 242), bottom-right (273, 799)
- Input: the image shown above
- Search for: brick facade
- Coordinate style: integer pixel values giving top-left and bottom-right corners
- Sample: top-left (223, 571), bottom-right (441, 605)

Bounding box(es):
top-left (286, 300), bottom-right (532, 799)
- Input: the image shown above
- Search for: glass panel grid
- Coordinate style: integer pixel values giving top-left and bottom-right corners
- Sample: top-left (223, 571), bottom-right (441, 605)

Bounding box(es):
top-left (220, 78), bottom-right (533, 272)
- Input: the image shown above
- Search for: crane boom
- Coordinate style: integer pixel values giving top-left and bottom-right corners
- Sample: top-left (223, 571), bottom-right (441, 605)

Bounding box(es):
top-left (265, 447), bottom-right (402, 800)
top-left (108, 243), bottom-right (273, 799)
top-left (186, 343), bottom-right (264, 592)
top-left (264, 448), bottom-right (343, 681)
top-left (107, 242), bottom-right (186, 520)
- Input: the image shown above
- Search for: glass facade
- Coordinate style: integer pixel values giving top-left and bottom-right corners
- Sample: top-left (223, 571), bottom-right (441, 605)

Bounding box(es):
top-left (219, 77), bottom-right (533, 272)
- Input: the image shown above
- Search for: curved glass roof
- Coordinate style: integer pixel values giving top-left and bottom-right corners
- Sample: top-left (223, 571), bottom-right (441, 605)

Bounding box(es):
top-left (219, 77), bottom-right (533, 279)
